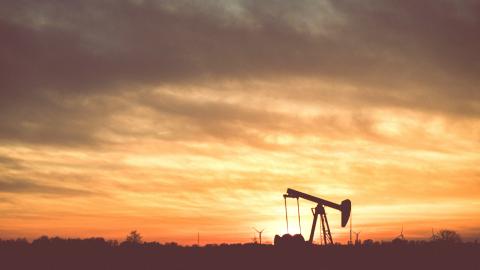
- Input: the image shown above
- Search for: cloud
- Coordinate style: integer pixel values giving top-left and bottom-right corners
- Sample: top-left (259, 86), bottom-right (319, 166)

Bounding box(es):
top-left (0, 0), bottom-right (479, 114)
top-left (0, 1), bottom-right (479, 241)
top-left (0, 0), bottom-right (479, 147)
top-left (0, 178), bottom-right (95, 197)
top-left (0, 155), bottom-right (23, 169)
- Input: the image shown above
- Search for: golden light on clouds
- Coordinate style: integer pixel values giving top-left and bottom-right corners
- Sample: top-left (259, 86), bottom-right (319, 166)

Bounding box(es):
top-left (1, 0), bottom-right (479, 245)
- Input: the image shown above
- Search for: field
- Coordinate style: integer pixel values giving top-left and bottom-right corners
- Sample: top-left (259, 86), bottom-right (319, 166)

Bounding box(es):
top-left (1, 238), bottom-right (478, 270)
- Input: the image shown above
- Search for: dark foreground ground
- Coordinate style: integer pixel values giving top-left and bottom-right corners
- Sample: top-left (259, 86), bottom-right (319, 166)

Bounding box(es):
top-left (1, 240), bottom-right (479, 270)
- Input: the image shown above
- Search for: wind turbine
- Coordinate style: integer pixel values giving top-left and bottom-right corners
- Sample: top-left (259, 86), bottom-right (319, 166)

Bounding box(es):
top-left (253, 227), bottom-right (265, 244)
top-left (397, 225), bottom-right (405, 240)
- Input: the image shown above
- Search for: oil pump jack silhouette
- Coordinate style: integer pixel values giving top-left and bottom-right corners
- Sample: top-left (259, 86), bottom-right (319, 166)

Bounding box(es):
top-left (274, 188), bottom-right (351, 246)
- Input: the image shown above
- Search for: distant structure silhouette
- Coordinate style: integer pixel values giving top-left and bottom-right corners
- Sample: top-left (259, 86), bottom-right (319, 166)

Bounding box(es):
top-left (253, 228), bottom-right (265, 244)
top-left (392, 226), bottom-right (407, 244)
top-left (348, 213), bottom-right (353, 245)
top-left (398, 225), bottom-right (405, 240)
top-left (354, 231), bottom-right (361, 245)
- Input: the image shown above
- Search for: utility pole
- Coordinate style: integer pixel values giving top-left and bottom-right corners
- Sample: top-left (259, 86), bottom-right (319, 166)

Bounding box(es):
top-left (349, 214), bottom-right (353, 245)
top-left (197, 232), bottom-right (200, 246)
top-left (354, 231), bottom-right (361, 245)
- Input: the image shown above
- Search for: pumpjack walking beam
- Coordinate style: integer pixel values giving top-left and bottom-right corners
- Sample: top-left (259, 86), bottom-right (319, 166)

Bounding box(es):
top-left (284, 188), bottom-right (351, 245)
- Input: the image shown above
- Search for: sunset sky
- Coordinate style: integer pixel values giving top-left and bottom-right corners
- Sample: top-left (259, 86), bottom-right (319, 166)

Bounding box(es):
top-left (1, 0), bottom-right (479, 244)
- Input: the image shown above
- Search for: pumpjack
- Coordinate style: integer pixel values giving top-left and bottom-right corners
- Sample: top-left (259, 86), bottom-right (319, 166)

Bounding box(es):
top-left (274, 188), bottom-right (351, 246)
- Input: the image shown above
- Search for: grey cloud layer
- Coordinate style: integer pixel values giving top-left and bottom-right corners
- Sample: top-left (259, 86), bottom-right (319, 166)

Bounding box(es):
top-left (1, 0), bottom-right (479, 146)
top-left (0, 177), bottom-right (94, 196)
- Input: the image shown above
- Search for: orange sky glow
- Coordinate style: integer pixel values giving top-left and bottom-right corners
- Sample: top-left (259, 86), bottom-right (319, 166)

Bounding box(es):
top-left (0, 1), bottom-right (479, 245)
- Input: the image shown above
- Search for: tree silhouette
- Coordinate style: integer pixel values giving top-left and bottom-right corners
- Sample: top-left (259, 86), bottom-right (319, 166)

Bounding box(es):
top-left (432, 229), bottom-right (462, 244)
top-left (125, 230), bottom-right (143, 245)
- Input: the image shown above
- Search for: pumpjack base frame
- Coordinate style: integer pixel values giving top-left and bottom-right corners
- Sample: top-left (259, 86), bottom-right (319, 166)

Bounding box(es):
top-left (309, 204), bottom-right (333, 245)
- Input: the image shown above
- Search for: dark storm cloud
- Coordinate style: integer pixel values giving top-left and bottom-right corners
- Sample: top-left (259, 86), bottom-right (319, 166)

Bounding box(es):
top-left (326, 0), bottom-right (480, 114)
top-left (0, 0), bottom-right (324, 93)
top-left (0, 177), bottom-right (94, 196)
top-left (0, 0), bottom-right (479, 146)
top-left (1, 0), bottom-right (479, 96)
